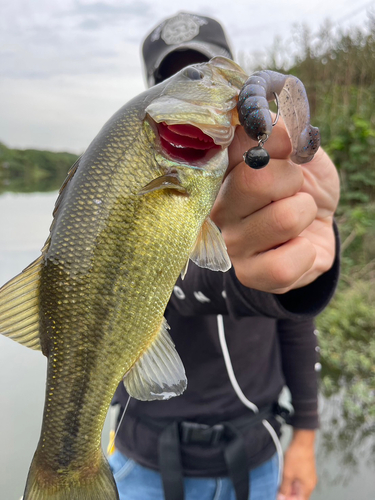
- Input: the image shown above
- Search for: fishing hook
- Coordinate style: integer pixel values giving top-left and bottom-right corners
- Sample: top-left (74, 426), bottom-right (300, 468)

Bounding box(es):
top-left (243, 92), bottom-right (279, 169)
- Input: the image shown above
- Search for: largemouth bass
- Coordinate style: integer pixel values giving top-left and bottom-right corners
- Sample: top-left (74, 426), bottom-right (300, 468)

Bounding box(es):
top-left (0, 57), bottom-right (248, 500)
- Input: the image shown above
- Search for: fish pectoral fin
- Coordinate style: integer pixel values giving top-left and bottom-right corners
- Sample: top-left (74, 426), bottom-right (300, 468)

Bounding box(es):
top-left (190, 217), bottom-right (232, 272)
top-left (123, 318), bottom-right (186, 401)
top-left (0, 255), bottom-right (43, 352)
top-left (138, 173), bottom-right (188, 196)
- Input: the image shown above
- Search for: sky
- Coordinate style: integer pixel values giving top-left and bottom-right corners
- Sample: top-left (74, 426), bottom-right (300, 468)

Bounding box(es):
top-left (1, 0), bottom-right (374, 154)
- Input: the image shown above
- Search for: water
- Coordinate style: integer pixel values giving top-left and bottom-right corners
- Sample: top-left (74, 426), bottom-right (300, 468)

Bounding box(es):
top-left (0, 192), bottom-right (374, 499)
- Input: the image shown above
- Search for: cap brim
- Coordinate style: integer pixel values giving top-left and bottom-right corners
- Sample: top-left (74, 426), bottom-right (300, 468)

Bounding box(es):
top-left (147, 42), bottom-right (232, 87)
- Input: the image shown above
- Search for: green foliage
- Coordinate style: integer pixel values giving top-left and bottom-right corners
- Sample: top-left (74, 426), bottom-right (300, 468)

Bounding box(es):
top-left (317, 281), bottom-right (375, 397)
top-left (316, 280), bottom-right (375, 472)
top-left (0, 142), bottom-right (78, 193)
top-left (320, 113), bottom-right (375, 204)
top-left (257, 16), bottom-right (375, 207)
top-left (253, 14), bottom-right (375, 469)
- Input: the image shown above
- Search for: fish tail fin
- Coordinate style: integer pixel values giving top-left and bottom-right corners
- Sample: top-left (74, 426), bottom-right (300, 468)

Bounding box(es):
top-left (23, 449), bottom-right (119, 500)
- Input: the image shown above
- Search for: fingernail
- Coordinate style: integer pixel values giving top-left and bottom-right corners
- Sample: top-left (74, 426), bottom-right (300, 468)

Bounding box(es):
top-left (277, 495), bottom-right (286, 500)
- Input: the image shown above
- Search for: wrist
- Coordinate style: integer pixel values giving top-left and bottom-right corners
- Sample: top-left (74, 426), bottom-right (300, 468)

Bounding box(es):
top-left (291, 428), bottom-right (316, 447)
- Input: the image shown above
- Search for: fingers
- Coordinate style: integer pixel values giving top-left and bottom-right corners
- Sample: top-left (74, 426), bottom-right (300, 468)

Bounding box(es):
top-left (232, 237), bottom-right (317, 294)
top-left (211, 153), bottom-right (319, 293)
top-left (212, 158), bottom-right (305, 223)
top-left (213, 191), bottom-right (318, 293)
top-left (278, 476), bottom-right (310, 500)
top-left (278, 480), bottom-right (314, 500)
top-left (226, 192), bottom-right (318, 256)
top-left (228, 117), bottom-right (292, 172)
top-left (301, 148), bottom-right (340, 218)
top-left (278, 430), bottom-right (317, 500)
top-left (214, 122), bottom-right (339, 293)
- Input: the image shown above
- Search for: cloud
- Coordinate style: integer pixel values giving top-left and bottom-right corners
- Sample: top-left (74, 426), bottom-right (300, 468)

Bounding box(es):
top-left (1, 0), bottom-right (373, 152)
top-left (72, 0), bottom-right (152, 19)
top-left (0, 0), bottom-right (155, 79)
top-left (66, 0), bottom-right (157, 36)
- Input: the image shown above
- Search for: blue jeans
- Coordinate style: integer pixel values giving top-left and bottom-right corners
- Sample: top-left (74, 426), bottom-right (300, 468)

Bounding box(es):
top-left (108, 449), bottom-right (279, 500)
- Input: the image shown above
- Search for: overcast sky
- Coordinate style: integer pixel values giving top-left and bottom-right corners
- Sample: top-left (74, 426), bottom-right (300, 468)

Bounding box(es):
top-left (1, 0), bottom-right (374, 153)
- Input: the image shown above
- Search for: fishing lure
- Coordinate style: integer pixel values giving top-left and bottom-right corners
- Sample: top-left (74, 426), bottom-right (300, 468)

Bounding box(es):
top-left (237, 70), bottom-right (320, 168)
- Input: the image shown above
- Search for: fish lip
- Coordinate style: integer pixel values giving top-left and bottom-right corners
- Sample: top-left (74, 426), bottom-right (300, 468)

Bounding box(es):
top-left (145, 95), bottom-right (237, 149)
top-left (150, 118), bottom-right (224, 164)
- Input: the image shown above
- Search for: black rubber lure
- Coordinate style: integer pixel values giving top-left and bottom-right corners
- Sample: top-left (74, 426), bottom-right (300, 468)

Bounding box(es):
top-left (237, 70), bottom-right (320, 169)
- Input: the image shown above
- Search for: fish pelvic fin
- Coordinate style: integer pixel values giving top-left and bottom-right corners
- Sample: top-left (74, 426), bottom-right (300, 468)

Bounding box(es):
top-left (0, 254), bottom-right (43, 351)
top-left (124, 318), bottom-right (187, 401)
top-left (190, 217), bottom-right (232, 272)
top-left (23, 449), bottom-right (119, 500)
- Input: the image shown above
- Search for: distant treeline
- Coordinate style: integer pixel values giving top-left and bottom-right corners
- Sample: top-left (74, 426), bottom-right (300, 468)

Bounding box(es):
top-left (0, 142), bottom-right (78, 194)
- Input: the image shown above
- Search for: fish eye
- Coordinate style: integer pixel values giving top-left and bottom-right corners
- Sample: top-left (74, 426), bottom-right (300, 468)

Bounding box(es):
top-left (183, 67), bottom-right (204, 80)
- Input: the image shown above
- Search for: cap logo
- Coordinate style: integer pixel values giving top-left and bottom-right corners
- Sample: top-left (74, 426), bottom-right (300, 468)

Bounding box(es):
top-left (151, 13), bottom-right (207, 45)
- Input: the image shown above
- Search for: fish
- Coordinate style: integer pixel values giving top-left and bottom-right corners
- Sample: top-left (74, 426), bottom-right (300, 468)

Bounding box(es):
top-left (0, 56), bottom-right (248, 500)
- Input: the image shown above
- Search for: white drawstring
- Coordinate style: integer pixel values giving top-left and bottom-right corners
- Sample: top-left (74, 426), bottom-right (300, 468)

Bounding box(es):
top-left (216, 314), bottom-right (284, 485)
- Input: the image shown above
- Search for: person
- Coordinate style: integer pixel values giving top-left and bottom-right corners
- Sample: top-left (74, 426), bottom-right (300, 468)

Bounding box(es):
top-left (108, 11), bottom-right (340, 500)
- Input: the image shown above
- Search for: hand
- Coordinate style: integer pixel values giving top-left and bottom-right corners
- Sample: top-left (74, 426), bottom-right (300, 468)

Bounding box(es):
top-left (210, 119), bottom-right (340, 293)
top-left (277, 429), bottom-right (317, 500)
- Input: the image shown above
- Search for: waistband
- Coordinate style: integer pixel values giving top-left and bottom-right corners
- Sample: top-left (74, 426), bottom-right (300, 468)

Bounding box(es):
top-left (154, 402), bottom-right (290, 500)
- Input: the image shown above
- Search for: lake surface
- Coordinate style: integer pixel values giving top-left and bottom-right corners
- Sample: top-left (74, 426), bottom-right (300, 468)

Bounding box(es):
top-left (0, 192), bottom-right (373, 499)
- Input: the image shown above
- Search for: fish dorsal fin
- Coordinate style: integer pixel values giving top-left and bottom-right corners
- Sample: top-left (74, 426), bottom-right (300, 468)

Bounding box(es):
top-left (53, 156), bottom-right (81, 217)
top-left (123, 318), bottom-right (186, 401)
top-left (139, 172), bottom-right (188, 196)
top-left (190, 217), bottom-right (232, 272)
top-left (0, 255), bottom-right (43, 351)
top-left (48, 156), bottom-right (81, 237)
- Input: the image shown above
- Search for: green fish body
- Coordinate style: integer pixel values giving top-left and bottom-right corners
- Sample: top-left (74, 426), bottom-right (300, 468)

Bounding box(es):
top-left (0, 57), bottom-right (248, 499)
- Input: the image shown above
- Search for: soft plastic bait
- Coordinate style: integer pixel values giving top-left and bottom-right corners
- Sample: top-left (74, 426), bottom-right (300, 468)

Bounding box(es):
top-left (238, 70), bottom-right (320, 168)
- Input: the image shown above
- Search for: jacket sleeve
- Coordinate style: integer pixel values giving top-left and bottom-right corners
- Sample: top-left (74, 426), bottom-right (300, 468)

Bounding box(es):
top-left (168, 222), bottom-right (340, 320)
top-left (277, 318), bottom-right (320, 429)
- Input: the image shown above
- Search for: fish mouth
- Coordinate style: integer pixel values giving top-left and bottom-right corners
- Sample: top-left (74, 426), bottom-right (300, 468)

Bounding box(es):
top-left (156, 122), bottom-right (222, 163)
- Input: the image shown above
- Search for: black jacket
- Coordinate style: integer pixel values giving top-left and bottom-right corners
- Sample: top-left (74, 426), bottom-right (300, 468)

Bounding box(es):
top-left (113, 226), bottom-right (340, 476)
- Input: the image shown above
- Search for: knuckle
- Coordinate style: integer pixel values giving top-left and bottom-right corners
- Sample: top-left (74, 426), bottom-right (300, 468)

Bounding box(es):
top-left (268, 260), bottom-right (297, 290)
top-left (239, 162), bottom-right (277, 199)
top-left (239, 165), bottom-right (266, 196)
top-left (300, 191), bottom-right (318, 216)
top-left (272, 201), bottom-right (300, 234)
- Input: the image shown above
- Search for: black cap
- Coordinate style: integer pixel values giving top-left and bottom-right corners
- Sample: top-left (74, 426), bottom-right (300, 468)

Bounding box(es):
top-left (142, 11), bottom-right (233, 87)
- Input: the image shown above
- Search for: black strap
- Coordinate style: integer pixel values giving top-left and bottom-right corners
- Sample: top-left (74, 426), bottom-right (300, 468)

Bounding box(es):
top-left (222, 422), bottom-right (250, 500)
top-left (158, 421), bottom-right (251, 500)
top-left (157, 404), bottom-right (283, 500)
top-left (158, 421), bottom-right (185, 500)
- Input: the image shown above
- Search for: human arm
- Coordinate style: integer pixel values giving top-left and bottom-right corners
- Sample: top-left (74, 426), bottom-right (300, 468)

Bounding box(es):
top-left (277, 318), bottom-right (320, 500)
top-left (278, 429), bottom-right (317, 500)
